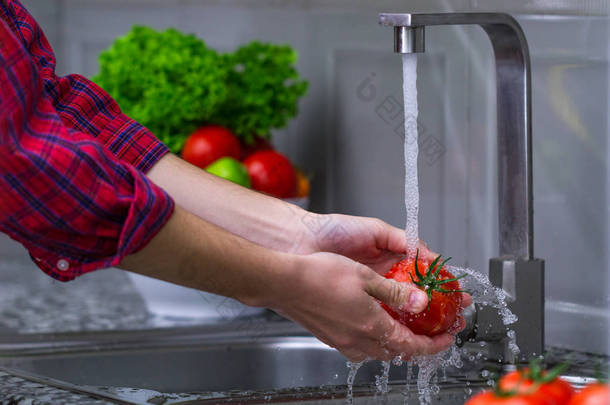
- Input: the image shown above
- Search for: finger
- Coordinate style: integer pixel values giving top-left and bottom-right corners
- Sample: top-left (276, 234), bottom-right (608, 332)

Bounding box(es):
top-left (360, 339), bottom-right (401, 361)
top-left (461, 293), bottom-right (473, 308)
top-left (364, 273), bottom-right (428, 314)
top-left (359, 294), bottom-right (452, 360)
top-left (448, 315), bottom-right (466, 334)
top-left (416, 240), bottom-right (439, 261)
top-left (386, 224), bottom-right (408, 254)
top-left (386, 324), bottom-right (454, 359)
top-left (342, 348), bottom-right (369, 363)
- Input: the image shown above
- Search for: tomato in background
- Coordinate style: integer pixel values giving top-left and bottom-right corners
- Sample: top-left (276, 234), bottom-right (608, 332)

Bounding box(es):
top-left (181, 126), bottom-right (241, 169)
top-left (381, 251), bottom-right (465, 336)
top-left (567, 382), bottom-right (610, 405)
top-left (241, 136), bottom-right (274, 160)
top-left (244, 151), bottom-right (297, 199)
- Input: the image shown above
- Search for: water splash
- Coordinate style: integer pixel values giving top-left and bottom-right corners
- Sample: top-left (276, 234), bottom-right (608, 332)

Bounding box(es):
top-left (346, 361), bottom-right (363, 405)
top-left (410, 346), bottom-right (464, 404)
top-left (402, 54), bottom-right (419, 259)
top-left (375, 360), bottom-right (392, 396)
top-left (403, 362), bottom-right (413, 405)
top-left (449, 265), bottom-right (520, 357)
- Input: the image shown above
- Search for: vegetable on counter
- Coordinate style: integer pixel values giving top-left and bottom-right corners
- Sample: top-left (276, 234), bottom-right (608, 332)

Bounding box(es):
top-left (498, 361), bottom-right (574, 405)
top-left (181, 126), bottom-right (241, 169)
top-left (381, 250), bottom-right (465, 337)
top-left (244, 150), bottom-right (297, 199)
top-left (93, 26), bottom-right (227, 154)
top-left (466, 360), bottom-right (578, 405)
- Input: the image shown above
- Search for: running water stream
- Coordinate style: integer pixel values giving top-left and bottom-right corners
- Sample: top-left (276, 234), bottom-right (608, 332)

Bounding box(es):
top-left (345, 54), bottom-right (520, 405)
top-left (402, 54), bottom-right (420, 259)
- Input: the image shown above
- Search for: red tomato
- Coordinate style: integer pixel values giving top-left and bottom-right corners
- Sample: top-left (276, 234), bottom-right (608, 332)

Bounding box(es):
top-left (381, 251), bottom-right (464, 336)
top-left (499, 369), bottom-right (574, 405)
top-left (567, 383), bottom-right (610, 405)
top-left (181, 126), bottom-right (241, 169)
top-left (241, 136), bottom-right (274, 160)
top-left (466, 391), bottom-right (551, 405)
top-left (243, 151), bottom-right (297, 198)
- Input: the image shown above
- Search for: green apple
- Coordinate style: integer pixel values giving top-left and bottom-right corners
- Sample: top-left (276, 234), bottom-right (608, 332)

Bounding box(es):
top-left (205, 157), bottom-right (251, 188)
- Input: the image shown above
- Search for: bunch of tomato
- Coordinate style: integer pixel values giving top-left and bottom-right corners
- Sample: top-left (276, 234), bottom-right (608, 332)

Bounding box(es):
top-left (466, 359), bottom-right (609, 405)
top-left (181, 125), bottom-right (309, 199)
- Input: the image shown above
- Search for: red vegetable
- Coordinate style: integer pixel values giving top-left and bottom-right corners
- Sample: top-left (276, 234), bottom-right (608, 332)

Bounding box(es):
top-left (181, 126), bottom-right (241, 169)
top-left (567, 382), bottom-right (610, 405)
top-left (499, 363), bottom-right (574, 405)
top-left (243, 150), bottom-right (297, 198)
top-left (467, 360), bottom-right (574, 405)
top-left (381, 250), bottom-right (465, 336)
top-left (240, 136), bottom-right (274, 160)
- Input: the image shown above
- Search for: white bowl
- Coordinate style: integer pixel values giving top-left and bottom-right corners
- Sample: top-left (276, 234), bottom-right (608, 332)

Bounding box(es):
top-left (283, 196), bottom-right (309, 209)
top-left (126, 272), bottom-right (265, 322)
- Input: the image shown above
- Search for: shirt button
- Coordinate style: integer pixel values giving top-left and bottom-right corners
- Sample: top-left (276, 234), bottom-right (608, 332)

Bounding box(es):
top-left (56, 259), bottom-right (70, 271)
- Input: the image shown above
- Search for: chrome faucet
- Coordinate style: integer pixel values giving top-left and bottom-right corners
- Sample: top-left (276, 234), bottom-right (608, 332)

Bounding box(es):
top-left (378, 13), bottom-right (545, 363)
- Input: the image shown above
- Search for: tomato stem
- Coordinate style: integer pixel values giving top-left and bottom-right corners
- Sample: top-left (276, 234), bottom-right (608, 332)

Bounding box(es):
top-left (410, 249), bottom-right (469, 308)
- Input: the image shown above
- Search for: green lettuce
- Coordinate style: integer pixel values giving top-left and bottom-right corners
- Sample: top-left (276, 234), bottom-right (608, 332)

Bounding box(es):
top-left (93, 26), bottom-right (227, 153)
top-left (210, 41), bottom-right (309, 143)
top-left (94, 27), bottom-right (308, 152)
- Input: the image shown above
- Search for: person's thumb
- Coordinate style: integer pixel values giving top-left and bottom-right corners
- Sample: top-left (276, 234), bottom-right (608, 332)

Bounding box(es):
top-left (365, 275), bottom-right (428, 314)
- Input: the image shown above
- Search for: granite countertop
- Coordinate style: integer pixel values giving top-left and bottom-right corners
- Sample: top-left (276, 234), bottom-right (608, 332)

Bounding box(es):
top-left (0, 370), bottom-right (117, 405)
top-left (0, 259), bottom-right (214, 334)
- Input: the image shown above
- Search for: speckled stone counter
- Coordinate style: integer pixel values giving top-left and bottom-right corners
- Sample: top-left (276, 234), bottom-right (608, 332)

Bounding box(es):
top-left (0, 371), bottom-right (115, 405)
top-left (0, 259), bottom-right (154, 334)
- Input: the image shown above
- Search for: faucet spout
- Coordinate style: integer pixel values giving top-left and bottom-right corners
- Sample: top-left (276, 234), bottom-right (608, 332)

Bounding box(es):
top-left (394, 26), bottom-right (425, 54)
top-left (379, 12), bottom-right (544, 363)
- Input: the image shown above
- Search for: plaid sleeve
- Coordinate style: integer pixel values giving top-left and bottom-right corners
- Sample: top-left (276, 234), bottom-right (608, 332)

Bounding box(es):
top-left (1, 0), bottom-right (169, 173)
top-left (0, 17), bottom-right (175, 281)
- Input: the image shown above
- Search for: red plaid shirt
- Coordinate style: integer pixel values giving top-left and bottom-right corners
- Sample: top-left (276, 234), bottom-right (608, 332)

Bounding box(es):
top-left (0, 0), bottom-right (175, 281)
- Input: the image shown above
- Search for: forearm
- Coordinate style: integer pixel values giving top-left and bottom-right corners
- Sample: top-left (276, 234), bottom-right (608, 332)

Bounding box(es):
top-left (147, 153), bottom-right (313, 253)
top-left (119, 205), bottom-right (295, 307)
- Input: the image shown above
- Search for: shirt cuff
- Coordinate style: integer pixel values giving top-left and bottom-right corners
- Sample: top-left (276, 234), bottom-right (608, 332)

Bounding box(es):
top-left (27, 168), bottom-right (175, 282)
top-left (96, 113), bottom-right (170, 173)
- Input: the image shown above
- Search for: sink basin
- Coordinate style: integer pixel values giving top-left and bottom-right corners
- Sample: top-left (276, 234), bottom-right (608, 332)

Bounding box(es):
top-left (0, 321), bottom-right (599, 404)
top-left (0, 322), bottom-right (469, 393)
top-left (0, 322), bottom-right (484, 398)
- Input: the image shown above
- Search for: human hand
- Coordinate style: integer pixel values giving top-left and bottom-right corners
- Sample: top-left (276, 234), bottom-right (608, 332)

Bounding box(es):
top-left (265, 251), bottom-right (456, 362)
top-left (294, 213), bottom-right (472, 330)
top-left (297, 213), bottom-right (436, 274)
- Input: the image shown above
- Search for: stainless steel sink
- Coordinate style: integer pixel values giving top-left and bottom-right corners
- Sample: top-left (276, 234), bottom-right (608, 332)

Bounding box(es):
top-left (0, 321), bottom-right (476, 393)
top-left (0, 321), bottom-right (600, 404)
